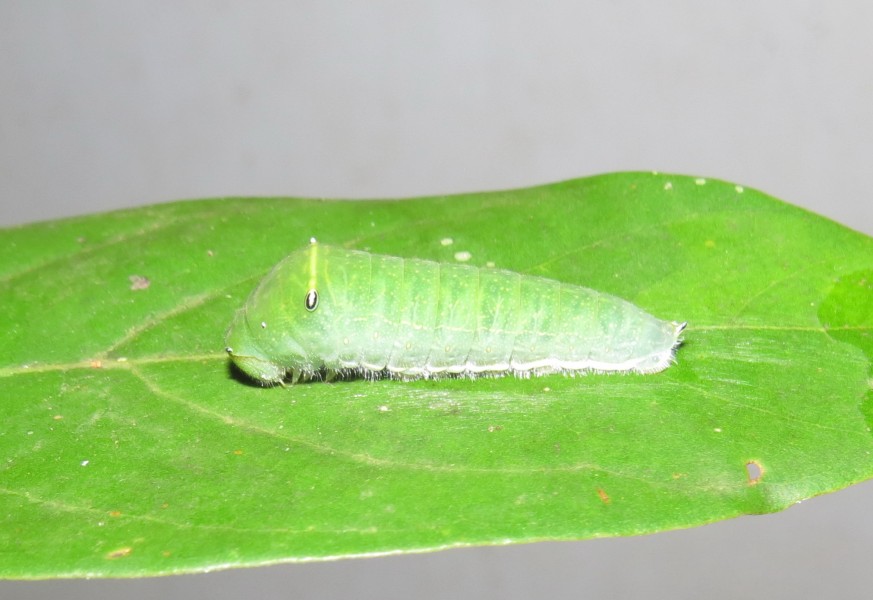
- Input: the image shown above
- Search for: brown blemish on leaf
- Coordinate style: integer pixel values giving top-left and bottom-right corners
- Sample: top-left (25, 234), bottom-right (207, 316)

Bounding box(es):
top-left (90, 360), bottom-right (102, 369)
top-left (106, 547), bottom-right (132, 559)
top-left (596, 488), bottom-right (611, 504)
top-left (129, 275), bottom-right (151, 290)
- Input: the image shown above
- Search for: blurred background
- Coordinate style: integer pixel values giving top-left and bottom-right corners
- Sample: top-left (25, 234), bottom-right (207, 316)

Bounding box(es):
top-left (2, 2), bottom-right (872, 598)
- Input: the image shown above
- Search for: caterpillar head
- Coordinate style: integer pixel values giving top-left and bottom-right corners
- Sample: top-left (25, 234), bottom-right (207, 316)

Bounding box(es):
top-left (224, 242), bottom-right (343, 385)
top-left (224, 309), bottom-right (289, 385)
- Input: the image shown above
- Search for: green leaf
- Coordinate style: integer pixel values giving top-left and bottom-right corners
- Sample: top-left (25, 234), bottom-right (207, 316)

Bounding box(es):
top-left (1, 172), bottom-right (871, 578)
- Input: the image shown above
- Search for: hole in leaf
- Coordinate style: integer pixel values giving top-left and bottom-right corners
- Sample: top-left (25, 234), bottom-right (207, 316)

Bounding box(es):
top-left (745, 460), bottom-right (764, 485)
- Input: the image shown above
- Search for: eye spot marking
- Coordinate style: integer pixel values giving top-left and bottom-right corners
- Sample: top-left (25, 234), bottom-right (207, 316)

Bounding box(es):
top-left (305, 289), bottom-right (319, 311)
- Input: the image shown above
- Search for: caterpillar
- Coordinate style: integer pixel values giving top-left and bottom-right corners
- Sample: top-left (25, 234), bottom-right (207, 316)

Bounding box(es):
top-left (225, 239), bottom-right (685, 385)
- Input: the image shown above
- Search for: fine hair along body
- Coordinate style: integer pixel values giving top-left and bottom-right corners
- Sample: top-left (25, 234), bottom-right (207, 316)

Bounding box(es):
top-left (225, 240), bottom-right (685, 386)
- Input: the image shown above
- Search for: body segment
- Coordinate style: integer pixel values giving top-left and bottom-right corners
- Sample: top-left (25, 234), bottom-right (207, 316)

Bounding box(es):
top-left (225, 241), bottom-right (685, 385)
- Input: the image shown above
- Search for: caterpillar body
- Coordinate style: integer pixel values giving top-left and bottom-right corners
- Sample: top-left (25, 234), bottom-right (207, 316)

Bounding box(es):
top-left (225, 240), bottom-right (685, 385)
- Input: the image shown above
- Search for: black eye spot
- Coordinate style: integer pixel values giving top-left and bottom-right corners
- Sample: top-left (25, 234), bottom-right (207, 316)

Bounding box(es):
top-left (305, 289), bottom-right (319, 311)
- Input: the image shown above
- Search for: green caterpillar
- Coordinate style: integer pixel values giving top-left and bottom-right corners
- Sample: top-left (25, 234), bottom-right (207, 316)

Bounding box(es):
top-left (225, 240), bottom-right (685, 385)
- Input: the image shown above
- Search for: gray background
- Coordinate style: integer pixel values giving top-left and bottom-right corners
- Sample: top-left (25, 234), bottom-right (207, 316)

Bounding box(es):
top-left (2, 2), bottom-right (871, 598)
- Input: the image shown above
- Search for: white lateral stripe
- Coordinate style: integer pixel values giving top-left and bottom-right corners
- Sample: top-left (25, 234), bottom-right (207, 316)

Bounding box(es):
top-left (376, 348), bottom-right (677, 378)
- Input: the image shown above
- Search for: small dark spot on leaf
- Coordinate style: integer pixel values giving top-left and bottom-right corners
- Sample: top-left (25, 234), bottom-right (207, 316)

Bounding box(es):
top-left (129, 275), bottom-right (151, 290)
top-left (745, 460), bottom-right (764, 485)
top-left (597, 488), bottom-right (611, 504)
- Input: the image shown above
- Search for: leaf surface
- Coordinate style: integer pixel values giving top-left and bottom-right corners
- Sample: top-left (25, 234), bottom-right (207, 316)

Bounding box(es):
top-left (2, 173), bottom-right (871, 578)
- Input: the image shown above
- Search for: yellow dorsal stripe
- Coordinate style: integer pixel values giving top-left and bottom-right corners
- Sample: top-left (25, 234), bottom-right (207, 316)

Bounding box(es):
top-left (308, 237), bottom-right (319, 289)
